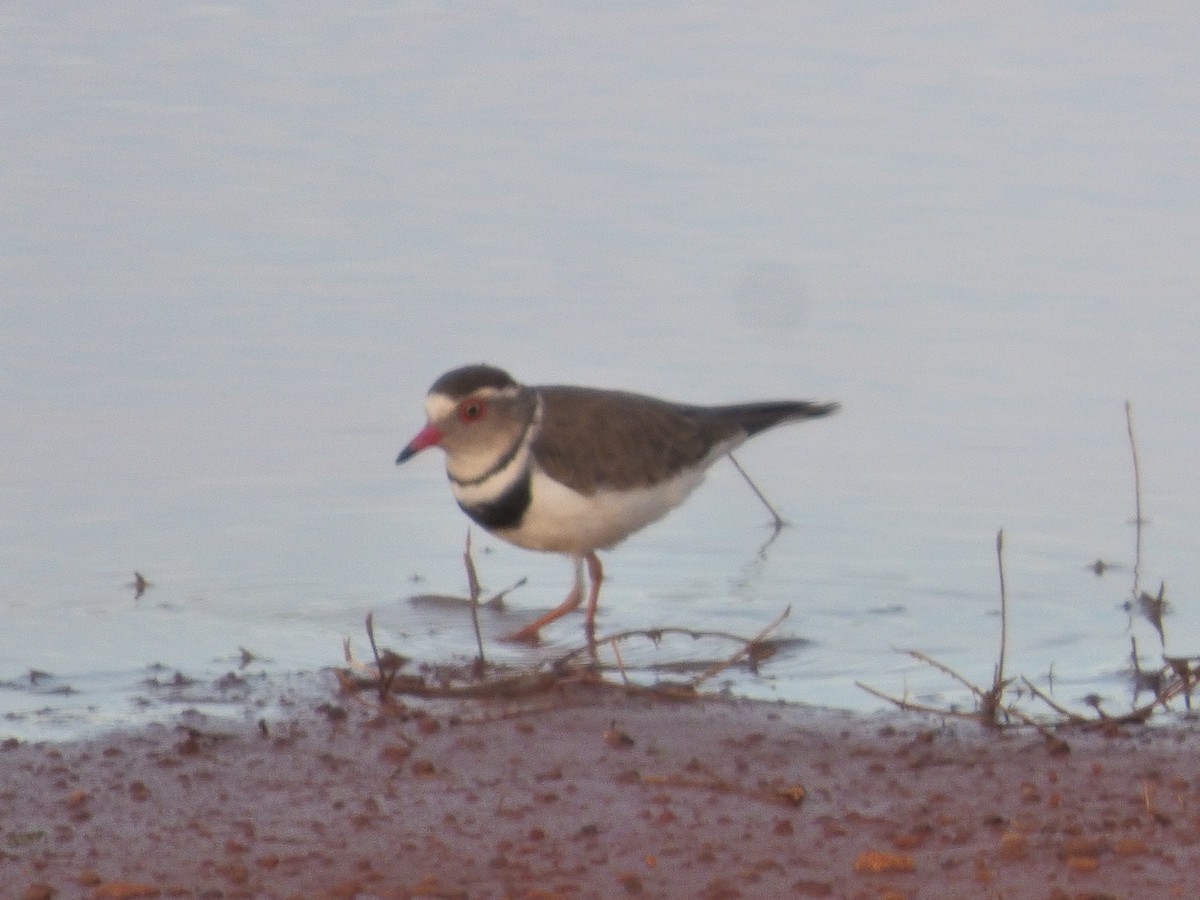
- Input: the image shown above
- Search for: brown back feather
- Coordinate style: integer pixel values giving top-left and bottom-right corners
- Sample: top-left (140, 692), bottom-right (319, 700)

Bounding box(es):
top-left (533, 387), bottom-right (837, 494)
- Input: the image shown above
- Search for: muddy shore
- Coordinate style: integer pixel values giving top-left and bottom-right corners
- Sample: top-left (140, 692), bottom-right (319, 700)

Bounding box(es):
top-left (3, 675), bottom-right (1198, 899)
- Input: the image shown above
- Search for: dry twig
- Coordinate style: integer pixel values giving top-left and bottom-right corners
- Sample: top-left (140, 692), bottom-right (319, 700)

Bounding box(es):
top-left (981, 529), bottom-right (1009, 727)
top-left (463, 530), bottom-right (486, 669)
top-left (609, 637), bottom-right (631, 685)
top-left (727, 452), bottom-right (785, 530)
top-left (691, 604), bottom-right (791, 689)
top-left (1126, 400), bottom-right (1145, 600)
top-left (363, 612), bottom-right (403, 702)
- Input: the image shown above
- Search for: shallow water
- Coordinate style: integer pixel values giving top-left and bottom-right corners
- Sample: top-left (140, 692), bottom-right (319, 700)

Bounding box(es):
top-left (2, 4), bottom-right (1199, 739)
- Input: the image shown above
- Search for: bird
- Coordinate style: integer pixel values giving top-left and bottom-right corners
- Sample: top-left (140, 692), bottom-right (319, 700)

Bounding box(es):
top-left (396, 364), bottom-right (838, 642)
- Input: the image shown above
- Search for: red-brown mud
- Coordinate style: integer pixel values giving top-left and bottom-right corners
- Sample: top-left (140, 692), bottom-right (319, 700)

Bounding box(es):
top-left (3, 679), bottom-right (1198, 899)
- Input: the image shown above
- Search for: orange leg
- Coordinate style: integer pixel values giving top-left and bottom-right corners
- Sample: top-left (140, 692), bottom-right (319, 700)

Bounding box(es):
top-left (504, 553), bottom-right (603, 643)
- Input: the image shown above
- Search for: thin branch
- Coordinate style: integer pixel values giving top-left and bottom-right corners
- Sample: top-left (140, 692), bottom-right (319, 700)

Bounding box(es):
top-left (982, 528), bottom-right (1009, 727)
top-left (484, 576), bottom-right (527, 607)
top-left (610, 637), bottom-right (631, 685)
top-left (692, 604), bottom-right (791, 689)
top-left (855, 681), bottom-right (981, 720)
top-left (556, 626), bottom-right (774, 668)
top-left (904, 649), bottom-right (990, 702)
top-left (1164, 656), bottom-right (1197, 711)
top-left (463, 529), bottom-right (486, 669)
top-left (727, 452), bottom-right (785, 530)
top-left (364, 612), bottom-right (399, 702)
top-left (364, 612), bottom-right (381, 687)
top-left (995, 697), bottom-right (1071, 753)
top-left (1021, 677), bottom-right (1087, 724)
top-left (996, 529), bottom-right (1008, 688)
top-left (1125, 400), bottom-right (1144, 600)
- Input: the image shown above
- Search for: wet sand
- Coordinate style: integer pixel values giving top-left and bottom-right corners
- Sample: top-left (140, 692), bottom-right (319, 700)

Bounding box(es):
top-left (3, 676), bottom-right (1199, 899)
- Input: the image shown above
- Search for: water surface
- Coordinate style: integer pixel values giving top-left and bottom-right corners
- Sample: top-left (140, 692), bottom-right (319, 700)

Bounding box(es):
top-left (2, 4), bottom-right (1198, 738)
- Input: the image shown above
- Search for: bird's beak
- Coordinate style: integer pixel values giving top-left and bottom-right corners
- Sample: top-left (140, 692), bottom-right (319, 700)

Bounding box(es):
top-left (396, 422), bottom-right (444, 464)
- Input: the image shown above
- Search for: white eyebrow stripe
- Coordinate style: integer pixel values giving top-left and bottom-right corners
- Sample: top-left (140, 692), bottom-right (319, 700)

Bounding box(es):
top-left (424, 385), bottom-right (520, 421)
top-left (424, 393), bottom-right (457, 421)
top-left (475, 385), bottom-right (521, 400)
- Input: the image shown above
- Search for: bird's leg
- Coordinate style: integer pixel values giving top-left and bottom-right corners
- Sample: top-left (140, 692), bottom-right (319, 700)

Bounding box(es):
top-left (582, 552), bottom-right (604, 639)
top-left (504, 555), bottom-right (585, 643)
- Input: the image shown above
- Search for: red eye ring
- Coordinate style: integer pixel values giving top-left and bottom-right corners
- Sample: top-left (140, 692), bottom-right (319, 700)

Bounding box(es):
top-left (458, 397), bottom-right (486, 423)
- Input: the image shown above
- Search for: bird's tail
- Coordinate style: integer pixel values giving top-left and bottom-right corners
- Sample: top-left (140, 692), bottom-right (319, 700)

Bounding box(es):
top-left (711, 400), bottom-right (840, 438)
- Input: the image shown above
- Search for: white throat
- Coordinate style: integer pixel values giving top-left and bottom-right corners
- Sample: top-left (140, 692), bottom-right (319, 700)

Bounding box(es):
top-left (447, 394), bottom-right (542, 503)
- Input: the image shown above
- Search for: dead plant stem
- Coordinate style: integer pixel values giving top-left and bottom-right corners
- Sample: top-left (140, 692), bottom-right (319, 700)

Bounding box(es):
top-left (463, 530), bottom-right (486, 667)
top-left (727, 452), bottom-right (785, 530)
top-left (610, 637), bottom-right (631, 685)
top-left (692, 604), bottom-right (791, 689)
top-left (991, 528), bottom-right (1008, 717)
top-left (1125, 400), bottom-right (1144, 600)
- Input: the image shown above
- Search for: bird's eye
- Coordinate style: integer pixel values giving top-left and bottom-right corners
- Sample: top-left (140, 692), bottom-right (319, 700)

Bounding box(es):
top-left (458, 398), bottom-right (486, 423)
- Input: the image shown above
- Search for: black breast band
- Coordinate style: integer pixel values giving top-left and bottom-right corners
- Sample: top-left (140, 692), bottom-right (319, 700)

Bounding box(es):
top-left (457, 470), bottom-right (532, 531)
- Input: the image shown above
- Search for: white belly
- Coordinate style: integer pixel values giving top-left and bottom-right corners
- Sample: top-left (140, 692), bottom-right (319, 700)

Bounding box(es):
top-left (496, 465), bottom-right (709, 555)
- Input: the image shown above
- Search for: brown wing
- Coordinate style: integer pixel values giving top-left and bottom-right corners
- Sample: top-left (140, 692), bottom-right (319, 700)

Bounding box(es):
top-left (532, 386), bottom-right (738, 494)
